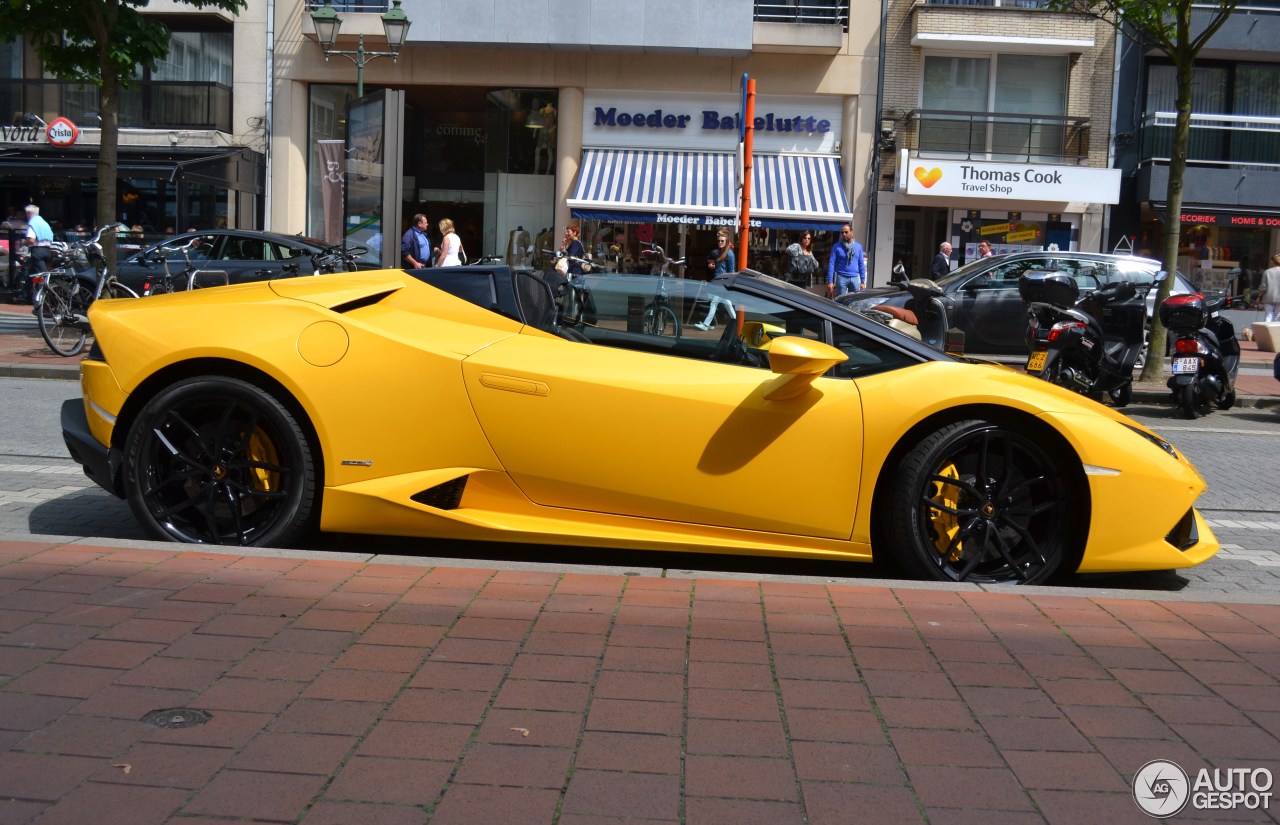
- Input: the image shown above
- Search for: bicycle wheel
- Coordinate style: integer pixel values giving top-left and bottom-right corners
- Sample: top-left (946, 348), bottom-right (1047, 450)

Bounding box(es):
top-left (642, 303), bottom-right (681, 337)
top-left (36, 277), bottom-right (89, 357)
top-left (102, 281), bottom-right (140, 300)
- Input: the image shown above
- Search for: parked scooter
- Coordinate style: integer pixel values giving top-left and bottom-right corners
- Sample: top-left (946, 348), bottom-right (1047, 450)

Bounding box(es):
top-left (1019, 270), bottom-right (1150, 407)
top-left (1160, 292), bottom-right (1239, 419)
top-left (858, 279), bottom-right (964, 354)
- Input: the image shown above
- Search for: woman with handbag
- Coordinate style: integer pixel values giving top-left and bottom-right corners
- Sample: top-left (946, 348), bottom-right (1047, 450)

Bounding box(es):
top-left (785, 230), bottom-right (818, 288)
top-left (560, 224), bottom-right (587, 276)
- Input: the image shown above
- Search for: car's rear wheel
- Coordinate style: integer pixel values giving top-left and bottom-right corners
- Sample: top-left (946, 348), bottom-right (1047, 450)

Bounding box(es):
top-left (890, 420), bottom-right (1072, 585)
top-left (124, 376), bottom-right (316, 547)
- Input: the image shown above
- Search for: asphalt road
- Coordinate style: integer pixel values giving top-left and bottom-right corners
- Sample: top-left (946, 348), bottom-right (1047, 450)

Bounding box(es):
top-left (1, 376), bottom-right (1277, 602)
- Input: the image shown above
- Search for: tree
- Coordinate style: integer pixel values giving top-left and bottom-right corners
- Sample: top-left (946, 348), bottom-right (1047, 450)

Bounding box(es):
top-left (1050, 0), bottom-right (1240, 381)
top-left (0, 0), bottom-right (246, 249)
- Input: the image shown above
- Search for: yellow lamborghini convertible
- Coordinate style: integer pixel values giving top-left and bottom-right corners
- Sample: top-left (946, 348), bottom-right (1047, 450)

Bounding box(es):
top-left (61, 265), bottom-right (1218, 585)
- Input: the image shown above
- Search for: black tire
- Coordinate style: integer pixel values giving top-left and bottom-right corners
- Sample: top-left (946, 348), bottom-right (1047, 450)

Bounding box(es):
top-left (1178, 384), bottom-right (1198, 420)
top-left (889, 420), bottom-right (1073, 585)
top-left (643, 304), bottom-right (680, 337)
top-left (123, 376), bottom-right (317, 547)
top-left (36, 277), bottom-right (88, 357)
top-left (1109, 382), bottom-right (1132, 408)
top-left (1217, 387), bottom-right (1236, 411)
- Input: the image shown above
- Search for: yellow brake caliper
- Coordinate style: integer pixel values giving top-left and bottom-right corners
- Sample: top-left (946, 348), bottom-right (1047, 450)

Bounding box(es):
top-left (929, 464), bottom-right (963, 561)
top-left (247, 429), bottom-right (280, 494)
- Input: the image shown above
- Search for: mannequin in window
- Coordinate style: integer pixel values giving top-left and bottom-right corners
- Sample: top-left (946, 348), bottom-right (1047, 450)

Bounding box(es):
top-left (534, 102), bottom-right (557, 175)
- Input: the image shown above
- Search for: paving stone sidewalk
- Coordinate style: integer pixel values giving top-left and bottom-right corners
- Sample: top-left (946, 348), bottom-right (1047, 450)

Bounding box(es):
top-left (1, 538), bottom-right (1278, 824)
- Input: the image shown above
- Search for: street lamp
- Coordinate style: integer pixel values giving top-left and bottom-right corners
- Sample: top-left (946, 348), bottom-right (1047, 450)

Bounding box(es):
top-left (310, 0), bottom-right (411, 98)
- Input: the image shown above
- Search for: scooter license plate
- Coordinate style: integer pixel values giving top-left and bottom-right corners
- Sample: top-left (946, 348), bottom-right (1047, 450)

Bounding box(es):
top-left (1172, 356), bottom-right (1199, 374)
top-left (1026, 350), bottom-right (1048, 372)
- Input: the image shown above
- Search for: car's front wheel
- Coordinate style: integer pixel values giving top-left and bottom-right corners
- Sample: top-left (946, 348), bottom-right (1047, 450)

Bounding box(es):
top-left (889, 420), bottom-right (1074, 585)
top-left (123, 376), bottom-right (317, 547)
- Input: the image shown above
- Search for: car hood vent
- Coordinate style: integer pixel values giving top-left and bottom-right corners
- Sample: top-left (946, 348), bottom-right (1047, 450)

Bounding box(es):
top-left (269, 273), bottom-right (406, 311)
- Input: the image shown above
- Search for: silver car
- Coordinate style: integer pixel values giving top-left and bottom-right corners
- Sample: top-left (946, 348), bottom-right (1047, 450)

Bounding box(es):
top-left (841, 251), bottom-right (1197, 354)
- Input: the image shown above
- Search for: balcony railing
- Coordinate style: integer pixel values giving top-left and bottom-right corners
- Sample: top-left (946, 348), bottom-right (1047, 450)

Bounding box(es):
top-left (753, 1), bottom-right (849, 26)
top-left (0, 79), bottom-right (232, 133)
top-left (1138, 111), bottom-right (1280, 170)
top-left (925, 0), bottom-right (1052, 6)
top-left (304, 1), bottom-right (389, 10)
top-left (905, 109), bottom-right (1091, 164)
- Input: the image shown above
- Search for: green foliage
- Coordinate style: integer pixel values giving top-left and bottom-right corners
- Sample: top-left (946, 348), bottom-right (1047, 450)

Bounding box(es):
top-left (0, 0), bottom-right (247, 87)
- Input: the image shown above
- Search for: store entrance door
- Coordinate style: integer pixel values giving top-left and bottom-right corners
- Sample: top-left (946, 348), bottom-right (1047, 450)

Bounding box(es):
top-left (345, 89), bottom-right (405, 267)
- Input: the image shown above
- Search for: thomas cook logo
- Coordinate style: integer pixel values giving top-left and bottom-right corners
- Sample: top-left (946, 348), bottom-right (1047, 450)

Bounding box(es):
top-left (1133, 760), bottom-right (1190, 818)
top-left (913, 166), bottom-right (942, 188)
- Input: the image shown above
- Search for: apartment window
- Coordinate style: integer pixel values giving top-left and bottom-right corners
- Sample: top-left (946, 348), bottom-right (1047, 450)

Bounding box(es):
top-left (922, 54), bottom-right (1068, 159)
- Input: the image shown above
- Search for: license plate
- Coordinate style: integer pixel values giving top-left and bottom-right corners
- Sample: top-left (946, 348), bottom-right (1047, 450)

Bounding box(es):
top-left (1172, 356), bottom-right (1199, 374)
top-left (1026, 350), bottom-right (1048, 372)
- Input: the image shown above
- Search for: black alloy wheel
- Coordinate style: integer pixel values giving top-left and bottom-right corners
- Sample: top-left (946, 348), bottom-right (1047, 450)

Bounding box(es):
top-left (123, 376), bottom-right (317, 547)
top-left (890, 420), bottom-right (1074, 585)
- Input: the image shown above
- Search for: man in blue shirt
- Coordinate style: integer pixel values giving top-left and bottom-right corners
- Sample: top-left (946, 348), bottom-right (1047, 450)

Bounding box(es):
top-left (826, 223), bottom-right (866, 297)
top-left (401, 213), bottom-right (432, 270)
top-left (23, 204), bottom-right (55, 277)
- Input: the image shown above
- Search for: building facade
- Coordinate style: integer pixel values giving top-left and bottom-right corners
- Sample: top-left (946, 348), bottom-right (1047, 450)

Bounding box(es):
top-left (872, 0), bottom-right (1118, 284)
top-left (1112, 2), bottom-right (1280, 298)
top-left (273, 0), bottom-right (878, 276)
top-left (0, 1), bottom-right (268, 242)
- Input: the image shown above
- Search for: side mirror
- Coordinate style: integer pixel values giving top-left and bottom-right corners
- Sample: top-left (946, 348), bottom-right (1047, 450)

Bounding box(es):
top-left (763, 337), bottom-right (847, 401)
top-left (1156, 270), bottom-right (1168, 283)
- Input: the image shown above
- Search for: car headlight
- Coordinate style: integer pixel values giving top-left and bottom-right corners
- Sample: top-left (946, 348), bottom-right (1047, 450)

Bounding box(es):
top-left (1122, 423), bottom-right (1177, 458)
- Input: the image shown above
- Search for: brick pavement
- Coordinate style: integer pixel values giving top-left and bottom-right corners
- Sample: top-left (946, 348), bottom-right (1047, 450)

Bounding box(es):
top-left (2, 538), bottom-right (1278, 824)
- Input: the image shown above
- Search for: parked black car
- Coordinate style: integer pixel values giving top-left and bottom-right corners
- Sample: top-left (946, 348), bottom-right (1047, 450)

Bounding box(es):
top-left (840, 251), bottom-right (1198, 354)
top-left (111, 230), bottom-right (380, 294)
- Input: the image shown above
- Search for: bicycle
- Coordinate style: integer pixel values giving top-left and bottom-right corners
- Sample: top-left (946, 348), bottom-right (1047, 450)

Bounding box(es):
top-left (35, 223), bottom-right (139, 357)
top-left (639, 242), bottom-right (684, 337)
top-left (140, 238), bottom-right (230, 295)
top-left (313, 242), bottom-right (370, 274)
top-left (540, 248), bottom-right (596, 328)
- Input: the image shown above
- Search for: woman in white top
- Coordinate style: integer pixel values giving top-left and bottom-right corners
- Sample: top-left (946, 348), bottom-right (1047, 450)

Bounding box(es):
top-left (437, 218), bottom-right (463, 267)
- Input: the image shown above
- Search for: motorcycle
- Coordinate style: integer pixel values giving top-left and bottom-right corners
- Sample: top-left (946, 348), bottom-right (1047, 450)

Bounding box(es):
top-left (1160, 292), bottom-right (1239, 419)
top-left (1019, 270), bottom-right (1150, 407)
top-left (858, 278), bottom-right (964, 354)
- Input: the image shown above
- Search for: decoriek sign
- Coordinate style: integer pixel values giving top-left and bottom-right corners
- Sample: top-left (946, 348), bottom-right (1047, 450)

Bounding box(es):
top-left (902, 158), bottom-right (1120, 204)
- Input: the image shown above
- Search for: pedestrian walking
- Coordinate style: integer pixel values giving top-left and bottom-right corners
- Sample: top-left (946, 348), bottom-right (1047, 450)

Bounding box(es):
top-left (1262, 254), bottom-right (1280, 322)
top-left (931, 242), bottom-right (953, 280)
top-left (825, 223), bottom-right (865, 297)
top-left (437, 218), bottom-right (464, 267)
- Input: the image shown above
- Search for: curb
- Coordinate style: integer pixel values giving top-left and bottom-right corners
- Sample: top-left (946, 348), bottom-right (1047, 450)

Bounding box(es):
top-left (1131, 385), bottom-right (1280, 410)
top-left (0, 363), bottom-right (81, 380)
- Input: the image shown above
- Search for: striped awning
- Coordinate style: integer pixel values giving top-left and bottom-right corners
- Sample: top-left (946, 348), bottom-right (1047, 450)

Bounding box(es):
top-left (567, 148), bottom-right (852, 231)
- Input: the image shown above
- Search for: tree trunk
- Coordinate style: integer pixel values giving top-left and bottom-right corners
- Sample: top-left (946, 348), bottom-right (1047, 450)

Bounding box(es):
top-left (97, 58), bottom-right (120, 269)
top-left (1139, 3), bottom-right (1194, 383)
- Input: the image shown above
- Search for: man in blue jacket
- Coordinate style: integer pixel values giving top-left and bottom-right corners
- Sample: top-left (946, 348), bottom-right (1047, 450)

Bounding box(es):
top-left (826, 223), bottom-right (865, 297)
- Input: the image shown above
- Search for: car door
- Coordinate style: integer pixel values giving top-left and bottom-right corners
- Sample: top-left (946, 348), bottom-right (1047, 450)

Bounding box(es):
top-left (210, 235), bottom-right (283, 284)
top-left (955, 258), bottom-right (1041, 352)
top-left (460, 284), bottom-right (865, 540)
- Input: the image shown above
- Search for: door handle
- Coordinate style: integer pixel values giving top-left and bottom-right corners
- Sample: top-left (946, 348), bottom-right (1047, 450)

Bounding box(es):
top-left (479, 373), bottom-right (549, 397)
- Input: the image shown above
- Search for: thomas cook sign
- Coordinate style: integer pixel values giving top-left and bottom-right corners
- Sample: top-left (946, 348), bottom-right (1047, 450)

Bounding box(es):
top-left (904, 159), bottom-right (1120, 204)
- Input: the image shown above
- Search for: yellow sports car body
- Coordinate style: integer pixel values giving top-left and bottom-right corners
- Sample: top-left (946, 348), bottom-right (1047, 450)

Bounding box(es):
top-left (61, 266), bottom-right (1219, 585)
